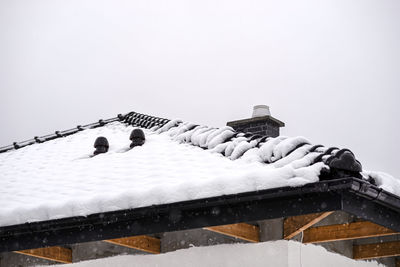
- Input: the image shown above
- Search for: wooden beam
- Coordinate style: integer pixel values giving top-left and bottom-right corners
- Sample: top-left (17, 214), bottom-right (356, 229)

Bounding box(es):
top-left (303, 221), bottom-right (397, 243)
top-left (353, 241), bottom-right (400, 260)
top-left (204, 223), bottom-right (259, 243)
top-left (105, 235), bottom-right (160, 254)
top-left (15, 246), bottom-right (72, 264)
top-left (284, 212), bottom-right (333, 239)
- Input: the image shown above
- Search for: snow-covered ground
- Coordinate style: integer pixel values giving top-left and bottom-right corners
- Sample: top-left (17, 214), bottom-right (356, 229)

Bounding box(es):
top-left (0, 121), bottom-right (399, 227)
top-left (43, 240), bottom-right (382, 267)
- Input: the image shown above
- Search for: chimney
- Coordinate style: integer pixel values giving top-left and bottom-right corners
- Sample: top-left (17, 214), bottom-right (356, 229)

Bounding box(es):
top-left (227, 105), bottom-right (285, 137)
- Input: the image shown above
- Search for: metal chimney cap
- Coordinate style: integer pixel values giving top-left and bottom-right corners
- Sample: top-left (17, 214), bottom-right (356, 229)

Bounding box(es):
top-left (252, 105), bottom-right (271, 118)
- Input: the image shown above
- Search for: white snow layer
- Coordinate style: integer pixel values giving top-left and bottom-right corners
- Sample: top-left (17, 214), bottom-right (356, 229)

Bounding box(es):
top-left (363, 171), bottom-right (400, 196)
top-left (44, 241), bottom-right (383, 267)
top-left (0, 121), bottom-right (399, 227)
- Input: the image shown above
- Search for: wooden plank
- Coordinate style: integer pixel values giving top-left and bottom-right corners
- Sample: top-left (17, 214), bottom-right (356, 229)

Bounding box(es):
top-left (204, 223), bottom-right (260, 243)
top-left (105, 235), bottom-right (160, 254)
top-left (15, 246), bottom-right (72, 264)
top-left (284, 212), bottom-right (333, 239)
top-left (353, 241), bottom-right (400, 260)
top-left (303, 221), bottom-right (397, 243)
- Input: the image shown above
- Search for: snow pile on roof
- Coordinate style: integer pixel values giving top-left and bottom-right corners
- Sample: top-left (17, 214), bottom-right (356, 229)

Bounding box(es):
top-left (0, 119), bottom-right (399, 227)
top-left (159, 120), bottom-right (314, 164)
top-left (0, 121), bottom-right (325, 227)
top-left (362, 171), bottom-right (400, 196)
top-left (44, 240), bottom-right (382, 267)
top-left (160, 120), bottom-right (400, 196)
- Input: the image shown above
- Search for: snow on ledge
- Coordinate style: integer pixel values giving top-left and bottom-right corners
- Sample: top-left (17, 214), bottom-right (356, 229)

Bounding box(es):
top-left (362, 171), bottom-right (400, 196)
top-left (44, 241), bottom-right (383, 267)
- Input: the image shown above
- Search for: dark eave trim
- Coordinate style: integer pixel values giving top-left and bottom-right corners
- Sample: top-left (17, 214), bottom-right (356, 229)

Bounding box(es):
top-left (0, 178), bottom-right (399, 252)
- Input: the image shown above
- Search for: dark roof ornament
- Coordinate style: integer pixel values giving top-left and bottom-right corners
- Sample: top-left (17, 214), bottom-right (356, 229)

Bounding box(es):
top-left (326, 149), bottom-right (362, 173)
top-left (93, 137), bottom-right (109, 155)
top-left (130, 129), bottom-right (145, 148)
top-left (0, 111), bottom-right (169, 154)
top-left (319, 149), bottom-right (367, 182)
top-left (34, 136), bottom-right (43, 143)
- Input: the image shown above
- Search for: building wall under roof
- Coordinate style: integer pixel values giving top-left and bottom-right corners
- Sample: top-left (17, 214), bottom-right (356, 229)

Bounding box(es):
top-left (0, 214), bottom-right (398, 266)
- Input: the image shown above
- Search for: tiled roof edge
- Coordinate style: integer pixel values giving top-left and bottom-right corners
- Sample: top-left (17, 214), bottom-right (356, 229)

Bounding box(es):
top-left (0, 111), bottom-right (372, 185)
top-left (157, 120), bottom-right (372, 184)
top-left (0, 111), bottom-right (171, 154)
top-left (1, 110), bottom-right (382, 192)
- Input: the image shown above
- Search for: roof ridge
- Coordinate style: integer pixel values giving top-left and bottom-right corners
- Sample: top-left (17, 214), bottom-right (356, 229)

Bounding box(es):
top-left (0, 111), bottom-right (170, 153)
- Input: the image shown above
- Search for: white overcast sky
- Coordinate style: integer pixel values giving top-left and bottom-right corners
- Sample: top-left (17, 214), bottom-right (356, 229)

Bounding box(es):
top-left (0, 0), bottom-right (399, 178)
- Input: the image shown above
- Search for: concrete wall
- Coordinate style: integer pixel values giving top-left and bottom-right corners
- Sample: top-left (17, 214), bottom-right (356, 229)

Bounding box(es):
top-left (161, 228), bottom-right (246, 253)
top-left (71, 241), bottom-right (145, 262)
top-left (259, 218), bottom-right (283, 241)
top-left (0, 252), bottom-right (54, 267)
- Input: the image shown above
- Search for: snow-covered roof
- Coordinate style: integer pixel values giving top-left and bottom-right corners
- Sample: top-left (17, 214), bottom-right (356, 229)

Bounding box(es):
top-left (0, 112), bottom-right (399, 228)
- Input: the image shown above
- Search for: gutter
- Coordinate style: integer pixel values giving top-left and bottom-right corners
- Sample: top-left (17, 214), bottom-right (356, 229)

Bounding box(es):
top-left (349, 179), bottom-right (400, 211)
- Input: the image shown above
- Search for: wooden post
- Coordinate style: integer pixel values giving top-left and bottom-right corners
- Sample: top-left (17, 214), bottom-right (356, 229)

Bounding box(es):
top-left (353, 241), bottom-right (400, 260)
top-left (105, 235), bottom-right (160, 254)
top-left (15, 246), bottom-right (72, 264)
top-left (284, 212), bottom-right (333, 239)
top-left (205, 223), bottom-right (260, 243)
top-left (303, 221), bottom-right (397, 243)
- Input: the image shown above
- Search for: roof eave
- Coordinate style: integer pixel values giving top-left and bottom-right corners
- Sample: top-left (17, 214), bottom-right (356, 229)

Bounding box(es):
top-left (1, 178), bottom-right (399, 252)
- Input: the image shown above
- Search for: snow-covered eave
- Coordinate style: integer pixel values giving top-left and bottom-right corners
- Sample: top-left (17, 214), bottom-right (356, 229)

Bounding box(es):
top-left (1, 177), bottom-right (399, 253)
